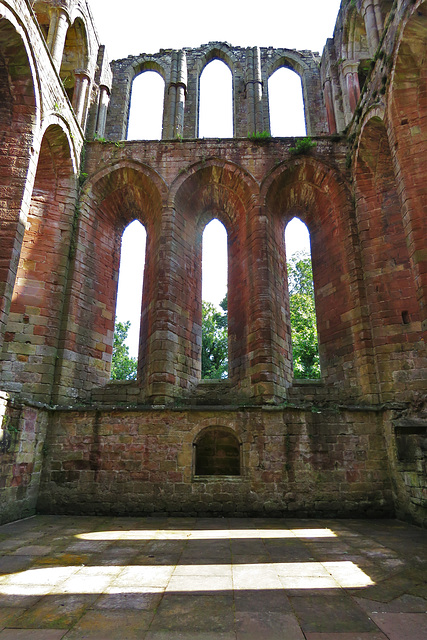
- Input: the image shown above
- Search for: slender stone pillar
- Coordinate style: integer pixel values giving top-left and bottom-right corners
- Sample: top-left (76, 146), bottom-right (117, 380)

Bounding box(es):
top-left (362, 0), bottom-right (380, 55)
top-left (373, 0), bottom-right (384, 35)
top-left (47, 7), bottom-right (70, 71)
top-left (72, 70), bottom-right (91, 127)
top-left (342, 61), bottom-right (361, 115)
top-left (245, 47), bottom-right (264, 135)
top-left (324, 78), bottom-right (337, 134)
top-left (164, 50), bottom-right (187, 139)
top-left (95, 85), bottom-right (110, 137)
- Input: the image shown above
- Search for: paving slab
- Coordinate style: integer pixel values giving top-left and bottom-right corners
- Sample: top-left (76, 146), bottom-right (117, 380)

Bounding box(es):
top-left (0, 516), bottom-right (425, 639)
top-left (369, 612), bottom-right (427, 640)
top-left (235, 611), bottom-right (304, 639)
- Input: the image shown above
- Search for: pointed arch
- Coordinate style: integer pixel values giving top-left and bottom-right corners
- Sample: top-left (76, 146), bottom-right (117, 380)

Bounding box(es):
top-left (0, 12), bottom-right (39, 352)
top-left (1, 123), bottom-right (77, 402)
top-left (388, 0), bottom-right (427, 332)
top-left (264, 158), bottom-right (375, 399)
top-left (354, 114), bottom-right (422, 401)
top-left (53, 164), bottom-right (164, 401)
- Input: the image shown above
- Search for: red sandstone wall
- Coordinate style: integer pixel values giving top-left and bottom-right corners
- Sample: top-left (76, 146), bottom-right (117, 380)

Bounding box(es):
top-left (37, 406), bottom-right (394, 518)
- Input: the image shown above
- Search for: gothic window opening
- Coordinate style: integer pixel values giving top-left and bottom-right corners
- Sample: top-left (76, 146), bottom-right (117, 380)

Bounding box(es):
top-left (194, 427), bottom-right (241, 476)
top-left (268, 67), bottom-right (306, 137)
top-left (285, 217), bottom-right (320, 380)
top-left (111, 220), bottom-right (146, 380)
top-left (128, 71), bottom-right (164, 140)
top-left (199, 60), bottom-right (233, 138)
top-left (201, 218), bottom-right (228, 379)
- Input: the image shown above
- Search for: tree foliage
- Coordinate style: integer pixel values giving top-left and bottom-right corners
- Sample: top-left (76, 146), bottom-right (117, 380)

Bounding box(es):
top-left (287, 251), bottom-right (320, 379)
top-left (202, 296), bottom-right (228, 379)
top-left (111, 320), bottom-right (137, 380)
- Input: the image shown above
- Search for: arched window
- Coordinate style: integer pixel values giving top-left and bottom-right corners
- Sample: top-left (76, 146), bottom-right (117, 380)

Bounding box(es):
top-left (285, 217), bottom-right (320, 379)
top-left (194, 427), bottom-right (240, 476)
top-left (268, 67), bottom-right (306, 137)
top-left (111, 220), bottom-right (146, 380)
top-left (128, 71), bottom-right (164, 140)
top-left (201, 219), bottom-right (228, 379)
top-left (199, 60), bottom-right (233, 138)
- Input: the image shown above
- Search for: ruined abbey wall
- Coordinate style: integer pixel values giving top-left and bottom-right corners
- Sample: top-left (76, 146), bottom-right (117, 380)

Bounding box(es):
top-left (0, 0), bottom-right (426, 526)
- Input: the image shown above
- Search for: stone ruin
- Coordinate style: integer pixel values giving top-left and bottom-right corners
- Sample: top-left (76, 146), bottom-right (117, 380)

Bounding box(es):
top-left (0, 0), bottom-right (426, 526)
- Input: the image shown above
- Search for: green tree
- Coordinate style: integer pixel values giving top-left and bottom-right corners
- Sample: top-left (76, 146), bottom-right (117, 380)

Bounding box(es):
top-left (111, 320), bottom-right (137, 380)
top-left (202, 296), bottom-right (228, 379)
top-left (287, 252), bottom-right (320, 379)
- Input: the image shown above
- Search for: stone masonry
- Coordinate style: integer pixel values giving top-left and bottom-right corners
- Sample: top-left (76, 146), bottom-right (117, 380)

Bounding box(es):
top-left (0, 0), bottom-right (426, 526)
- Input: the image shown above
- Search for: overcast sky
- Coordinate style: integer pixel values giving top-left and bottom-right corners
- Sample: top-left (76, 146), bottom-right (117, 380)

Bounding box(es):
top-left (88, 0), bottom-right (342, 60)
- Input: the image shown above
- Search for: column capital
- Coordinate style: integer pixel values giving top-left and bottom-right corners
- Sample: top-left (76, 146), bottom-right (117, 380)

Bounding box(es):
top-left (341, 60), bottom-right (359, 76)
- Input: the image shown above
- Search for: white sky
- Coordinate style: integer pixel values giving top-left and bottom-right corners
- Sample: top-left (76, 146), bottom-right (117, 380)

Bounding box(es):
top-left (87, 0), bottom-right (341, 355)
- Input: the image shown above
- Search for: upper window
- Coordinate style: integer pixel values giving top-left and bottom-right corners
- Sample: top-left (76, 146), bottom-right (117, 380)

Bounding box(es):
top-left (199, 60), bottom-right (233, 138)
top-left (268, 67), bottom-right (306, 137)
top-left (128, 71), bottom-right (165, 140)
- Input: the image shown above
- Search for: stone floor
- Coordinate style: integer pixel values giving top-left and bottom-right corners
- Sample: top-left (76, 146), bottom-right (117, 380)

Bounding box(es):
top-left (0, 516), bottom-right (425, 639)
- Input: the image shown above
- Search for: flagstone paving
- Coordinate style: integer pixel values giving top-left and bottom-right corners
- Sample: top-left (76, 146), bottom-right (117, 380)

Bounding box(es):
top-left (0, 516), bottom-right (425, 639)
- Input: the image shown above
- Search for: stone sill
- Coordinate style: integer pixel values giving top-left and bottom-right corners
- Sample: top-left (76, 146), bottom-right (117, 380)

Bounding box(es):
top-left (193, 475), bottom-right (244, 482)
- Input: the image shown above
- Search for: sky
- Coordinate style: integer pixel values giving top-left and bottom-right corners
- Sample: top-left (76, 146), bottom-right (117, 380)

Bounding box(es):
top-left (86, 0), bottom-right (342, 355)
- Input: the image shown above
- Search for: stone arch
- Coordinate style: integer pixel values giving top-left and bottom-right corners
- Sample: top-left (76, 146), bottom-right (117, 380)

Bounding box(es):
top-left (123, 57), bottom-right (168, 140)
top-left (127, 59), bottom-right (167, 140)
top-left (354, 113), bottom-right (422, 401)
top-left (172, 160), bottom-right (259, 392)
top-left (263, 158), bottom-right (374, 400)
top-left (1, 123), bottom-right (77, 402)
top-left (0, 9), bottom-right (39, 352)
top-left (54, 164), bottom-right (164, 402)
top-left (59, 13), bottom-right (90, 125)
top-left (193, 426), bottom-right (241, 476)
top-left (388, 0), bottom-right (427, 333)
top-left (340, 5), bottom-right (370, 121)
top-left (265, 51), bottom-right (326, 136)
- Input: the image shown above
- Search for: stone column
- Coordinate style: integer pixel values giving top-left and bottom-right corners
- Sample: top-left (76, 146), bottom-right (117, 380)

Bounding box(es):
top-left (72, 70), bottom-right (91, 127)
top-left (362, 0), bottom-right (380, 56)
top-left (324, 78), bottom-right (337, 134)
top-left (373, 0), bottom-right (384, 35)
top-left (47, 7), bottom-right (70, 72)
top-left (245, 47), bottom-right (264, 134)
top-left (164, 50), bottom-right (187, 139)
top-left (95, 85), bottom-right (110, 137)
top-left (342, 61), bottom-right (361, 116)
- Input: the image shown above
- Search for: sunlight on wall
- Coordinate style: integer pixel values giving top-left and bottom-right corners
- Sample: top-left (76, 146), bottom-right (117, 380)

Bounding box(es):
top-left (128, 71), bottom-right (164, 140)
top-left (115, 220), bottom-right (146, 357)
top-left (199, 60), bottom-right (233, 138)
top-left (268, 67), bottom-right (306, 137)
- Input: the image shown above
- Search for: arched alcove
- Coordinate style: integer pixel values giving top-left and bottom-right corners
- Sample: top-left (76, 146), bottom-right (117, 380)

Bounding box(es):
top-left (201, 219), bottom-right (228, 379)
top-left (389, 1), bottom-right (427, 332)
top-left (268, 68), bottom-right (306, 137)
top-left (128, 71), bottom-right (165, 140)
top-left (284, 218), bottom-right (320, 380)
top-left (199, 60), bottom-right (233, 138)
top-left (0, 15), bottom-right (37, 352)
top-left (59, 18), bottom-right (89, 104)
top-left (194, 427), bottom-right (240, 476)
top-left (1, 124), bottom-right (77, 402)
top-left (112, 220), bottom-right (147, 379)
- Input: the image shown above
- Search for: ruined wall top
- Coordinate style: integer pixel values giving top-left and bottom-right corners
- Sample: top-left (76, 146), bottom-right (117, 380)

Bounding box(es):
top-left (105, 41), bottom-right (328, 140)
